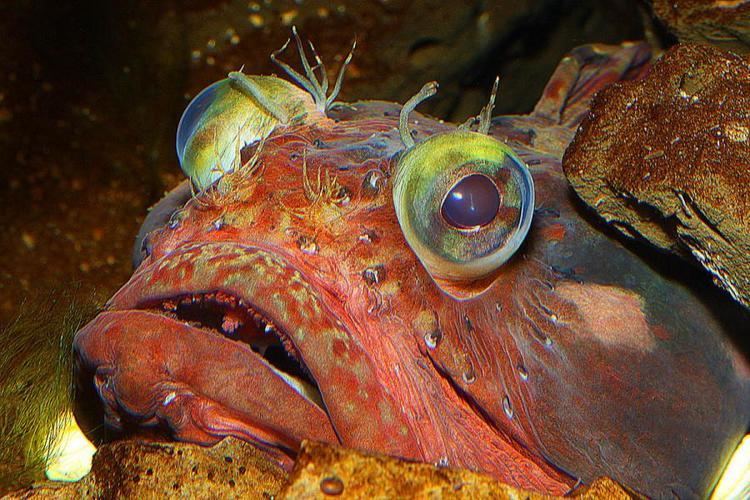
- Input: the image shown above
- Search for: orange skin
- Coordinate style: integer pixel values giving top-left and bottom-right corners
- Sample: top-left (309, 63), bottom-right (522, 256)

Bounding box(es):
top-left (74, 43), bottom-right (749, 497)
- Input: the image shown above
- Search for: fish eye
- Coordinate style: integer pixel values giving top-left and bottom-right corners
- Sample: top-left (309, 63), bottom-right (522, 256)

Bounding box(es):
top-left (175, 75), bottom-right (310, 191)
top-left (393, 130), bottom-right (534, 291)
top-left (441, 174), bottom-right (501, 230)
top-left (176, 80), bottom-right (224, 167)
top-left (175, 30), bottom-right (354, 191)
top-left (176, 77), bottom-right (264, 190)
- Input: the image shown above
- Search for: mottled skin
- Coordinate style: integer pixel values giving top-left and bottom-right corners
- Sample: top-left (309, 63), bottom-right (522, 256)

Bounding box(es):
top-left (74, 42), bottom-right (749, 498)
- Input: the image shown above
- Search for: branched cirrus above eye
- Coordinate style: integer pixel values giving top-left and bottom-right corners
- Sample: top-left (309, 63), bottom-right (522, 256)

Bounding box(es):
top-left (393, 80), bottom-right (534, 293)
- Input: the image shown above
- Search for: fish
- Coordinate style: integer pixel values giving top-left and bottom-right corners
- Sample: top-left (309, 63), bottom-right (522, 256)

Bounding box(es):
top-left (73, 32), bottom-right (749, 498)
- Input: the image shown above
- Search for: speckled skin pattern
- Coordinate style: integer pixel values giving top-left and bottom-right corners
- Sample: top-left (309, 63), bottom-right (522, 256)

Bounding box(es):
top-left (74, 42), bottom-right (750, 498)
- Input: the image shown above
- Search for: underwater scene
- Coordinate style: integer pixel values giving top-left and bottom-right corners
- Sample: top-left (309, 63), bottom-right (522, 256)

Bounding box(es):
top-left (1, 1), bottom-right (749, 498)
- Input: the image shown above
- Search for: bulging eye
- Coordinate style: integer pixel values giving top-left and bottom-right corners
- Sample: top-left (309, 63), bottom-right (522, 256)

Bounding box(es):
top-left (176, 80), bottom-right (224, 168)
top-left (176, 75), bottom-right (311, 190)
top-left (176, 30), bottom-right (355, 191)
top-left (393, 131), bottom-right (534, 291)
top-left (177, 77), bottom-right (281, 191)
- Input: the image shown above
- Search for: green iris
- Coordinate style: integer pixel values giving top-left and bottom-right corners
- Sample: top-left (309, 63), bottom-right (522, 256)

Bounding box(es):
top-left (393, 131), bottom-right (534, 287)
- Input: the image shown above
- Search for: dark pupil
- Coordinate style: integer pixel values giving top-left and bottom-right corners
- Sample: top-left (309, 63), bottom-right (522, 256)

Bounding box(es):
top-left (441, 174), bottom-right (500, 229)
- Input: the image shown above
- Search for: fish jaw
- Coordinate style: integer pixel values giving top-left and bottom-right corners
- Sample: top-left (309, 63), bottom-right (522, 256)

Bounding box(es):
top-left (73, 241), bottom-right (421, 466)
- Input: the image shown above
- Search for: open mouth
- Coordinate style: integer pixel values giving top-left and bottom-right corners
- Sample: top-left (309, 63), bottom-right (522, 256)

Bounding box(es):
top-left (141, 291), bottom-right (325, 409)
top-left (74, 242), bottom-right (418, 466)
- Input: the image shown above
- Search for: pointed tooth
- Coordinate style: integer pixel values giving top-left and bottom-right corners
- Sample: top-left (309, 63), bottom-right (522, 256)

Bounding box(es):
top-left (264, 324), bottom-right (274, 334)
top-left (221, 314), bottom-right (241, 335)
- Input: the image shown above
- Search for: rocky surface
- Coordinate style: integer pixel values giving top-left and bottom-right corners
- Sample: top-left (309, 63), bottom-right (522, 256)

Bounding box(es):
top-left (171, 0), bottom-right (646, 118)
top-left (8, 438), bottom-right (287, 499)
top-left (563, 43), bottom-right (750, 309)
top-left (282, 441), bottom-right (640, 499)
top-left (8, 439), bottom-right (640, 499)
top-left (653, 0), bottom-right (750, 53)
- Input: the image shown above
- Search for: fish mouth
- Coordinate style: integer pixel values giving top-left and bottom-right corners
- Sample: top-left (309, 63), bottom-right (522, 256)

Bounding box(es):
top-left (74, 241), bottom-right (419, 468)
top-left (141, 290), bottom-right (325, 410)
top-left (74, 242), bottom-right (342, 467)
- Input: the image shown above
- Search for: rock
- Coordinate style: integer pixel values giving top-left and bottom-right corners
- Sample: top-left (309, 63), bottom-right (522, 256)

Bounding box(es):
top-left (563, 43), bottom-right (750, 309)
top-left (170, 0), bottom-right (644, 118)
top-left (8, 438), bottom-right (286, 499)
top-left (281, 441), bottom-right (640, 499)
top-left (7, 438), bottom-right (640, 499)
top-left (652, 0), bottom-right (750, 54)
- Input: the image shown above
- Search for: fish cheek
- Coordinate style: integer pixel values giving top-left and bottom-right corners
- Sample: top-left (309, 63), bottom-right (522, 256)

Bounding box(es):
top-left (555, 282), bottom-right (656, 351)
top-left (518, 281), bottom-right (743, 497)
top-left (510, 284), bottom-right (652, 479)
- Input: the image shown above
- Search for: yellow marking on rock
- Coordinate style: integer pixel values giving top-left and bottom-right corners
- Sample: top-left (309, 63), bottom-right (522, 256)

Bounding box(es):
top-left (725, 122), bottom-right (749, 143)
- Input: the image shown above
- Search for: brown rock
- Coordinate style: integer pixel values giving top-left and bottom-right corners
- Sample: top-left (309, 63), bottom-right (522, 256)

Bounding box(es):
top-left (7, 438), bottom-right (286, 499)
top-left (6, 439), bottom-right (639, 499)
top-left (653, 0), bottom-right (750, 53)
top-left (281, 441), bottom-right (640, 499)
top-left (563, 43), bottom-right (750, 308)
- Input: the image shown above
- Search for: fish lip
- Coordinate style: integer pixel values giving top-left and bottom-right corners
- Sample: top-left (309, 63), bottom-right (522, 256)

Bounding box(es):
top-left (115, 243), bottom-right (330, 411)
top-left (76, 241), bottom-right (343, 461)
top-left (80, 240), bottom-right (422, 462)
top-left (134, 290), bottom-right (326, 410)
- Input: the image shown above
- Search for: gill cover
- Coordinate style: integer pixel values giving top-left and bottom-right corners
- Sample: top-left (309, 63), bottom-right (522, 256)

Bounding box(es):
top-left (393, 81), bottom-right (534, 293)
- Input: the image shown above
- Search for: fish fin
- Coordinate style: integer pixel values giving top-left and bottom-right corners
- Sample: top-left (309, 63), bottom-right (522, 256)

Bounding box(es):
top-left (532, 42), bottom-right (651, 127)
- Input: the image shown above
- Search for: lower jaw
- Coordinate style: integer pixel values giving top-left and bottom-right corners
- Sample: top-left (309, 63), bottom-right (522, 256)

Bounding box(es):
top-left (73, 309), bottom-right (339, 464)
top-left (86, 242), bottom-right (424, 472)
top-left (74, 308), bottom-right (576, 494)
top-left (141, 290), bottom-right (325, 409)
